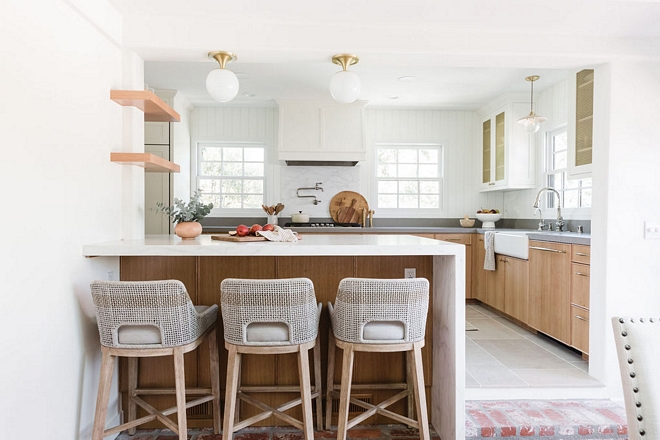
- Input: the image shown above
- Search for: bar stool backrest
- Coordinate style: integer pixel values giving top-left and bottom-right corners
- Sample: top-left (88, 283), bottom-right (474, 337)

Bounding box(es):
top-left (331, 277), bottom-right (429, 344)
top-left (221, 277), bottom-right (319, 346)
top-left (91, 280), bottom-right (217, 349)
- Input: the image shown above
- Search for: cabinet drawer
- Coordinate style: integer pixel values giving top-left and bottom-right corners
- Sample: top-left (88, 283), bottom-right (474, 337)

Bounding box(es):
top-left (571, 306), bottom-right (590, 354)
top-left (435, 233), bottom-right (472, 245)
top-left (572, 245), bottom-right (591, 265)
top-left (571, 263), bottom-right (590, 309)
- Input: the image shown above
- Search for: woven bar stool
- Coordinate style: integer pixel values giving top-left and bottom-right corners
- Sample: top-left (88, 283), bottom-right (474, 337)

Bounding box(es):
top-left (326, 277), bottom-right (430, 440)
top-left (90, 280), bottom-right (221, 440)
top-left (220, 278), bottom-right (323, 440)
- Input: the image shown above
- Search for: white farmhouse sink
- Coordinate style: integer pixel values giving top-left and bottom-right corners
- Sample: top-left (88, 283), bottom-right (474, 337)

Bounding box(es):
top-left (493, 231), bottom-right (529, 260)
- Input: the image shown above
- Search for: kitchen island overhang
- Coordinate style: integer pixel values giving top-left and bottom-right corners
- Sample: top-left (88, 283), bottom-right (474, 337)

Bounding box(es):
top-left (83, 234), bottom-right (465, 440)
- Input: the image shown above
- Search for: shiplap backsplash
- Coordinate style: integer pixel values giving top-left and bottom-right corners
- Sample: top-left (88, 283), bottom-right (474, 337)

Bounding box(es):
top-left (191, 106), bottom-right (502, 219)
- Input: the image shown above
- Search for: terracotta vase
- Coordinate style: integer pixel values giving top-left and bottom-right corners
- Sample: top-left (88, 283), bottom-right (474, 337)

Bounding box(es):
top-left (174, 221), bottom-right (202, 239)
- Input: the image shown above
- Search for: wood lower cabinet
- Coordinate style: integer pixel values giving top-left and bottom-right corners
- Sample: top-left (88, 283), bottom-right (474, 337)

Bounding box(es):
top-left (434, 233), bottom-right (472, 298)
top-left (528, 240), bottom-right (572, 344)
top-left (472, 235), bottom-right (493, 303)
top-left (570, 245), bottom-right (591, 354)
top-left (502, 256), bottom-right (529, 324)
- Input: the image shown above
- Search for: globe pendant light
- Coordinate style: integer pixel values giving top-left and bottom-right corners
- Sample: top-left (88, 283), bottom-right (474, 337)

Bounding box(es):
top-left (206, 51), bottom-right (239, 102)
top-left (517, 75), bottom-right (547, 134)
top-left (330, 54), bottom-right (361, 103)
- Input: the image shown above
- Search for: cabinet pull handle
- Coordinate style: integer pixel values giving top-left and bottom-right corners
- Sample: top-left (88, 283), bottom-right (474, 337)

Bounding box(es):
top-left (574, 315), bottom-right (589, 322)
top-left (445, 238), bottom-right (462, 242)
top-left (575, 252), bottom-right (590, 257)
top-left (571, 303), bottom-right (589, 311)
top-left (529, 246), bottom-right (567, 254)
top-left (574, 272), bottom-right (589, 277)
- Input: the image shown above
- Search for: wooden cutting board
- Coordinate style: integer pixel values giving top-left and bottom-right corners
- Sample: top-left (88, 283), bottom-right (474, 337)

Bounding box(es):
top-left (211, 232), bottom-right (302, 242)
top-left (329, 191), bottom-right (369, 223)
top-left (211, 234), bottom-right (267, 242)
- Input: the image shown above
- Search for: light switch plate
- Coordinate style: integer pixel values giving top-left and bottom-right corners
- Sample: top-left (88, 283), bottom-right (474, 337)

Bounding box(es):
top-left (404, 268), bottom-right (416, 278)
top-left (644, 221), bottom-right (660, 239)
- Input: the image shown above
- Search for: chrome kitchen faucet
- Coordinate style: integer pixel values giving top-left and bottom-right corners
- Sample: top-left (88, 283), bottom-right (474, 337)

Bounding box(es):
top-left (296, 182), bottom-right (323, 205)
top-left (533, 187), bottom-right (564, 232)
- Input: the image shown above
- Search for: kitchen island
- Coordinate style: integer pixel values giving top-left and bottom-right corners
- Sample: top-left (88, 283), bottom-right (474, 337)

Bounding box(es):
top-left (83, 234), bottom-right (465, 440)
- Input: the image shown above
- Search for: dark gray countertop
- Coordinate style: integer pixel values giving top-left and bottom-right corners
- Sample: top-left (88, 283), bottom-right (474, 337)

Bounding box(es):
top-left (203, 225), bottom-right (591, 245)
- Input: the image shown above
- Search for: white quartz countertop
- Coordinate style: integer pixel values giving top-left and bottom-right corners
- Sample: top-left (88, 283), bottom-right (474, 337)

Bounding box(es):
top-left (83, 234), bottom-right (464, 257)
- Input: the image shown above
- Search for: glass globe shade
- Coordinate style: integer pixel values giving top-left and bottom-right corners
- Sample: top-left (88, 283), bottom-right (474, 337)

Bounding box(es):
top-left (330, 70), bottom-right (361, 103)
top-left (206, 68), bottom-right (239, 102)
top-left (517, 114), bottom-right (547, 134)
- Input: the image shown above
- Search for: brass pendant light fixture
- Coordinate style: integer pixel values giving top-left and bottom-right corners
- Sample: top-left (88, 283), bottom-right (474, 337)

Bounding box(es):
top-left (206, 51), bottom-right (239, 102)
top-left (517, 75), bottom-right (547, 134)
top-left (330, 54), bottom-right (361, 103)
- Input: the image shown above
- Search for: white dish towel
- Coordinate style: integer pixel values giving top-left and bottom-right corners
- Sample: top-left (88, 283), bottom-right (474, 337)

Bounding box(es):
top-left (256, 225), bottom-right (298, 242)
top-left (484, 231), bottom-right (496, 271)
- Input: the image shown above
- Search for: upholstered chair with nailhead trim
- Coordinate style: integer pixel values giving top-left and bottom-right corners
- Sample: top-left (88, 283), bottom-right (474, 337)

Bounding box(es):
top-left (612, 317), bottom-right (660, 439)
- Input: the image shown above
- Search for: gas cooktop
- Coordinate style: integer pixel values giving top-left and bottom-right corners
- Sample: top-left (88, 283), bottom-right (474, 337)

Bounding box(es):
top-left (284, 222), bottom-right (362, 228)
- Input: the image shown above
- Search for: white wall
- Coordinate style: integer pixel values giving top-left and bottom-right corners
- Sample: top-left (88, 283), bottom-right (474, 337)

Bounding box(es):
top-left (191, 107), bottom-right (491, 219)
top-left (0, 1), bottom-right (140, 438)
top-left (591, 61), bottom-right (660, 398)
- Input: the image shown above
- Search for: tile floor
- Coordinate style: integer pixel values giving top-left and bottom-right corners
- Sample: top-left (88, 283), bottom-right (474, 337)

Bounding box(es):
top-left (465, 304), bottom-right (600, 390)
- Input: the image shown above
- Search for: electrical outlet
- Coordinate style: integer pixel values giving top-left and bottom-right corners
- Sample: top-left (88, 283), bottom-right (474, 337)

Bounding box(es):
top-left (404, 268), bottom-right (416, 278)
top-left (107, 271), bottom-right (115, 281)
top-left (645, 221), bottom-right (660, 239)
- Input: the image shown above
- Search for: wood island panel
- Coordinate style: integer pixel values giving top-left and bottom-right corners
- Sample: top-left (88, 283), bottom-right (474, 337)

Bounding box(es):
top-left (118, 255), bottom-right (437, 428)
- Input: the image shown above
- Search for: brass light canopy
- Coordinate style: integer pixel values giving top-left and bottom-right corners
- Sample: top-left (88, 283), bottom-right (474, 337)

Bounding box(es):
top-left (208, 51), bottom-right (237, 69)
top-left (330, 54), bottom-right (361, 103)
top-left (517, 75), bottom-right (547, 134)
top-left (206, 51), bottom-right (239, 102)
top-left (331, 54), bottom-right (360, 71)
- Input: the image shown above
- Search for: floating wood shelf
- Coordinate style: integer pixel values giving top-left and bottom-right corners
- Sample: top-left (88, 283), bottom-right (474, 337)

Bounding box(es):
top-left (110, 152), bottom-right (180, 173)
top-left (110, 90), bottom-right (180, 122)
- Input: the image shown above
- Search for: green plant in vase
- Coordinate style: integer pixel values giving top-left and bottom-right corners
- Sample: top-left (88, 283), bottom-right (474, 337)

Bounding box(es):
top-left (155, 190), bottom-right (213, 239)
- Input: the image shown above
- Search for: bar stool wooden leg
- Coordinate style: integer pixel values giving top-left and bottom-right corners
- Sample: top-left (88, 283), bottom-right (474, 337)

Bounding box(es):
top-left (336, 344), bottom-right (355, 440)
top-left (223, 344), bottom-right (241, 439)
top-left (406, 351), bottom-right (414, 426)
top-left (411, 342), bottom-right (430, 440)
top-left (325, 331), bottom-right (337, 430)
top-left (313, 336), bottom-right (323, 431)
top-left (128, 357), bottom-right (138, 435)
top-left (298, 345), bottom-right (315, 440)
top-left (92, 347), bottom-right (114, 440)
top-left (208, 328), bottom-right (222, 434)
top-left (173, 347), bottom-right (187, 440)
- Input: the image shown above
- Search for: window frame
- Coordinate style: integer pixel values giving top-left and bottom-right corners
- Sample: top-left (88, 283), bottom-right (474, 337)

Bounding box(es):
top-left (195, 141), bottom-right (268, 216)
top-left (373, 143), bottom-right (444, 217)
top-left (543, 126), bottom-right (591, 217)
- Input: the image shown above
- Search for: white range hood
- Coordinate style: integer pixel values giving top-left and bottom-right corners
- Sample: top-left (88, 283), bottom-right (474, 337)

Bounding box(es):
top-left (277, 100), bottom-right (367, 166)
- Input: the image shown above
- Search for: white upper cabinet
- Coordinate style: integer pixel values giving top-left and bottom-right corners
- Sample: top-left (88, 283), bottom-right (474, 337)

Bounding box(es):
top-left (567, 69), bottom-right (594, 178)
top-left (276, 100), bottom-right (367, 164)
top-left (478, 95), bottom-right (536, 192)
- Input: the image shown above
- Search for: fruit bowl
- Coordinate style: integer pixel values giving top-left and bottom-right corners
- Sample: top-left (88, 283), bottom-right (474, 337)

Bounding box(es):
top-left (475, 213), bottom-right (502, 228)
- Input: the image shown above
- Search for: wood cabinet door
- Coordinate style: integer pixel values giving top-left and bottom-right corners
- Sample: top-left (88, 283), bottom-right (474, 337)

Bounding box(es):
top-left (571, 262), bottom-right (590, 309)
top-left (472, 235), bottom-right (488, 302)
top-left (487, 256), bottom-right (505, 310)
top-left (571, 306), bottom-right (590, 354)
top-left (528, 241), bottom-right (571, 343)
top-left (504, 257), bottom-right (529, 324)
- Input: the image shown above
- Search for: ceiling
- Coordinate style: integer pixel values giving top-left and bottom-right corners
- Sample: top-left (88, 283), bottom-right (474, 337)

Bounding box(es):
top-left (109, 0), bottom-right (660, 109)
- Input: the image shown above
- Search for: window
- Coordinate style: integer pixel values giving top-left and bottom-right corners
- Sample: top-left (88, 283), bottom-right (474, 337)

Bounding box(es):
top-left (375, 144), bottom-right (442, 209)
top-left (197, 142), bottom-right (265, 209)
top-left (545, 128), bottom-right (591, 209)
